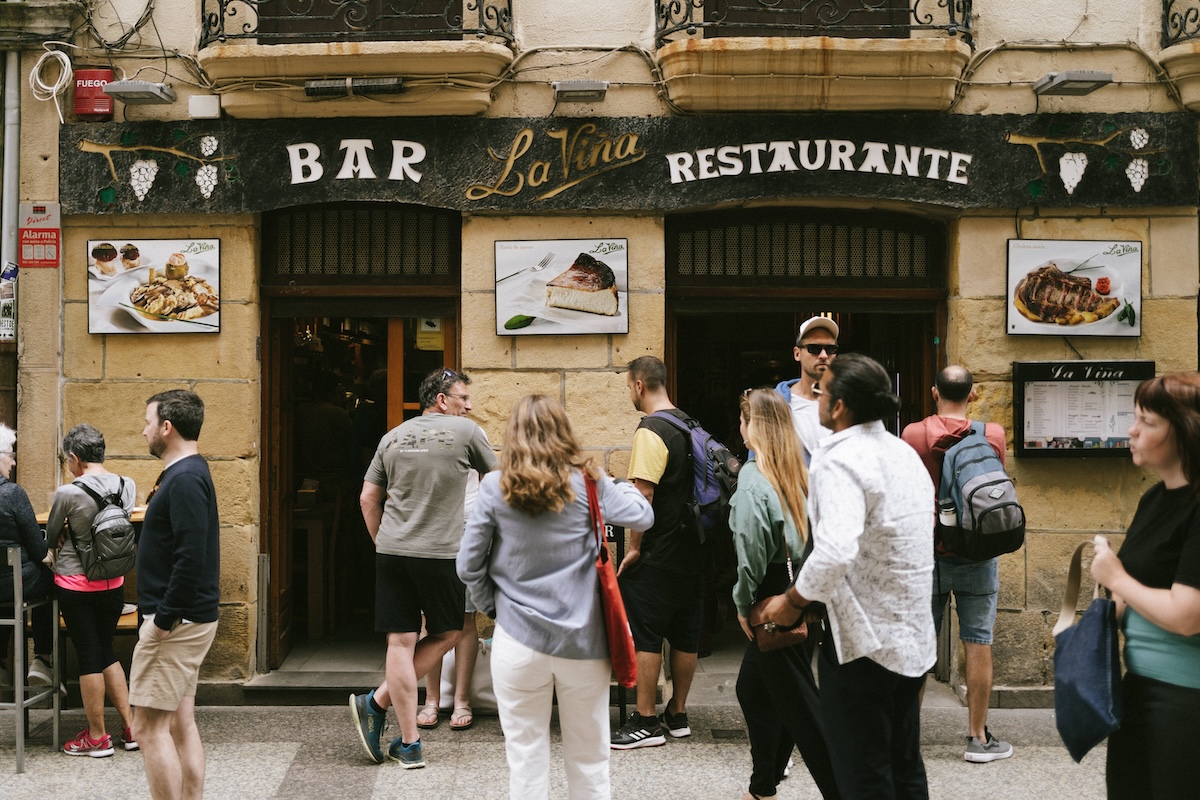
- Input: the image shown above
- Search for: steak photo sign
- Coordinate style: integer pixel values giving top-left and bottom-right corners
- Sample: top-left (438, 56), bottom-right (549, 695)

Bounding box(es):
top-left (1006, 240), bottom-right (1141, 338)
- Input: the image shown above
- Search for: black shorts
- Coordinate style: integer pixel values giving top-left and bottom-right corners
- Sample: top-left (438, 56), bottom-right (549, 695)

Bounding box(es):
top-left (618, 561), bottom-right (703, 654)
top-left (374, 554), bottom-right (465, 635)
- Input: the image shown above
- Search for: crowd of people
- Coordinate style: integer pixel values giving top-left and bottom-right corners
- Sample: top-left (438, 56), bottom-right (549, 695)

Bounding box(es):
top-left (2, 326), bottom-right (1198, 800)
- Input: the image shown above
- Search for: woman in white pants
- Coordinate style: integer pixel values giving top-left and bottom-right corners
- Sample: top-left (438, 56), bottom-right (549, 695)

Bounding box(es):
top-left (458, 394), bottom-right (653, 799)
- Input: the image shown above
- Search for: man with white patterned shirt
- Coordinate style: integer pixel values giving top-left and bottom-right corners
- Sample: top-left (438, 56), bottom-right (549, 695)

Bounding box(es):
top-left (759, 353), bottom-right (936, 800)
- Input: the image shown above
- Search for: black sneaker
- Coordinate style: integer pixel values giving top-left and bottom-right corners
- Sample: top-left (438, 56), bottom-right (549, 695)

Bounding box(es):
top-left (659, 707), bottom-right (691, 738)
top-left (610, 712), bottom-right (666, 750)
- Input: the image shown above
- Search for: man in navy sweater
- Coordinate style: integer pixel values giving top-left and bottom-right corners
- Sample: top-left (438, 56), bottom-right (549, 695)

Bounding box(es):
top-left (130, 390), bottom-right (220, 800)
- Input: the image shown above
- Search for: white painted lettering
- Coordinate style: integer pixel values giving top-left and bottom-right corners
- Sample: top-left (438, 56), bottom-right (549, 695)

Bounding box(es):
top-left (798, 140), bottom-right (827, 170)
top-left (696, 148), bottom-right (720, 179)
top-left (828, 140), bottom-right (856, 171)
top-left (287, 143), bottom-right (324, 184)
top-left (743, 142), bottom-right (768, 174)
top-left (767, 141), bottom-right (798, 172)
top-left (891, 145), bottom-right (921, 177)
top-left (387, 140), bottom-right (426, 182)
top-left (336, 140), bottom-right (378, 180)
top-left (666, 152), bottom-right (696, 183)
top-left (948, 151), bottom-right (972, 185)
top-left (923, 148), bottom-right (949, 180)
top-left (858, 142), bottom-right (890, 174)
top-left (716, 146), bottom-right (744, 177)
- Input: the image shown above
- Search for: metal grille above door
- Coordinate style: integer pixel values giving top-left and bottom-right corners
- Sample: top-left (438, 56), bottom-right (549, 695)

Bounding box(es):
top-left (263, 203), bottom-right (460, 286)
top-left (668, 209), bottom-right (944, 291)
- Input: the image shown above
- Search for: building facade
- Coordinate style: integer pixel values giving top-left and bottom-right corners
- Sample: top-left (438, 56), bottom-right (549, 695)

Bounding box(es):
top-left (5, 0), bottom-right (1200, 701)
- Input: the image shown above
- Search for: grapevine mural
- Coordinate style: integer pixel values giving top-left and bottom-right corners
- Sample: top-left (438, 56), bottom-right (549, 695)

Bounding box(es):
top-left (1005, 121), bottom-right (1166, 200)
top-left (78, 130), bottom-right (237, 206)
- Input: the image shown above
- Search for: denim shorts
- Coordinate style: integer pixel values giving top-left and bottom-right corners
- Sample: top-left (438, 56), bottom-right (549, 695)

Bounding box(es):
top-left (931, 555), bottom-right (998, 645)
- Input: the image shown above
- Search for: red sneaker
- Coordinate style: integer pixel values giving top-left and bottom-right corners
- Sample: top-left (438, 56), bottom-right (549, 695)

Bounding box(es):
top-left (63, 728), bottom-right (115, 758)
top-left (120, 726), bottom-right (139, 751)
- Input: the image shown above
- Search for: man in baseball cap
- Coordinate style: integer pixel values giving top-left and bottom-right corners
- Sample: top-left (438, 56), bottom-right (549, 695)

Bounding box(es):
top-left (775, 316), bottom-right (840, 464)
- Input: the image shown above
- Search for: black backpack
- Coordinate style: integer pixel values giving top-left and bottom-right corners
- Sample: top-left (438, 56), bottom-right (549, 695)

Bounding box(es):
top-left (68, 478), bottom-right (137, 580)
top-left (650, 410), bottom-right (741, 544)
top-left (936, 422), bottom-right (1025, 561)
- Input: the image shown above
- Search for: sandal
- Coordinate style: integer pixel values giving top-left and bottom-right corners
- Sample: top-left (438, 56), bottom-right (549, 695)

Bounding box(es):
top-left (449, 706), bottom-right (474, 731)
top-left (416, 702), bottom-right (440, 729)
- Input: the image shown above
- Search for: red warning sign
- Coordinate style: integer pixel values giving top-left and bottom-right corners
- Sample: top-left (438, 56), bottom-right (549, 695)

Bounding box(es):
top-left (18, 202), bottom-right (60, 268)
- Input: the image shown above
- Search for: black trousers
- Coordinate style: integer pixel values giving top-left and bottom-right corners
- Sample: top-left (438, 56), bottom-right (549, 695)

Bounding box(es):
top-left (818, 642), bottom-right (928, 800)
top-left (737, 634), bottom-right (841, 798)
top-left (1107, 672), bottom-right (1200, 800)
top-left (1, 561), bottom-right (54, 657)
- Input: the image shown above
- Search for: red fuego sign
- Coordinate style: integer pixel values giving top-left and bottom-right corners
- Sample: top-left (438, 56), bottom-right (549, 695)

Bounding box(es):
top-left (19, 201), bottom-right (60, 268)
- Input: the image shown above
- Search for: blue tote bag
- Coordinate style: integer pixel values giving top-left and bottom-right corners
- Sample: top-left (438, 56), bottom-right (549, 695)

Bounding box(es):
top-left (1052, 540), bottom-right (1123, 763)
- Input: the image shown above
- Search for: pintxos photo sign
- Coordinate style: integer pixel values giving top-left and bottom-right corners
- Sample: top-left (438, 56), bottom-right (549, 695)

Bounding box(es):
top-left (1007, 239), bottom-right (1141, 337)
top-left (87, 239), bottom-right (220, 334)
top-left (495, 239), bottom-right (628, 336)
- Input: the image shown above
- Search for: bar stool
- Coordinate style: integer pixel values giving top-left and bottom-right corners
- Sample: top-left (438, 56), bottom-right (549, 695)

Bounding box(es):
top-left (1, 546), bottom-right (61, 773)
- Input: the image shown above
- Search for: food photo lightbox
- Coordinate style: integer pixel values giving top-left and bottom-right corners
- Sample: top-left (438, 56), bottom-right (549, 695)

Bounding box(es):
top-left (495, 239), bottom-right (629, 336)
top-left (1007, 239), bottom-right (1141, 337)
top-left (87, 239), bottom-right (220, 334)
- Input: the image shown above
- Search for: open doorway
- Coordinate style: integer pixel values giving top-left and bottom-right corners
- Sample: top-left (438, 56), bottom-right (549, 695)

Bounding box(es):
top-left (672, 304), bottom-right (941, 656)
top-left (262, 306), bottom-right (457, 671)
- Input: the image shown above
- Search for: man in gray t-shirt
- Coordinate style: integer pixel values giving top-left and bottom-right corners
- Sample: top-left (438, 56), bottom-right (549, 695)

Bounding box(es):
top-left (349, 368), bottom-right (497, 768)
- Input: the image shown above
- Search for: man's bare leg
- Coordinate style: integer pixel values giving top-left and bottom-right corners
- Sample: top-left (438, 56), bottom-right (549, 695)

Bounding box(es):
top-left (666, 648), bottom-right (697, 716)
top-left (136, 705), bottom-right (183, 800)
top-left (634, 650), bottom-right (663, 718)
top-left (964, 642), bottom-right (993, 741)
top-left (378, 630), bottom-right (460, 745)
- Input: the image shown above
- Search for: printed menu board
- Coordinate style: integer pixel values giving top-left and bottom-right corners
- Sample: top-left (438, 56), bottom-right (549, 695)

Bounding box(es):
top-left (1013, 361), bottom-right (1155, 458)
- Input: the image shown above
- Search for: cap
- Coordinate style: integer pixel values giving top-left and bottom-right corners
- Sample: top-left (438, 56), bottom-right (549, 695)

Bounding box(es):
top-left (797, 316), bottom-right (839, 341)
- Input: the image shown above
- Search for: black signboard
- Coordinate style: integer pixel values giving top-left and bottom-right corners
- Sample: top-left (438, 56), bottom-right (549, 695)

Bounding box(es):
top-left (59, 113), bottom-right (1198, 215)
top-left (1013, 360), bottom-right (1156, 458)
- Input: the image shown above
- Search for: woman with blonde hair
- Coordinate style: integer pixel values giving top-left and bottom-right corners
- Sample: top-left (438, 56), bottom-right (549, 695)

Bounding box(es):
top-left (732, 389), bottom-right (839, 800)
top-left (458, 394), bottom-right (653, 800)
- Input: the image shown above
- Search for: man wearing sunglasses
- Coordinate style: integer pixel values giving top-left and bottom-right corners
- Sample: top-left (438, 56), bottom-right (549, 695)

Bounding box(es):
top-left (775, 317), bottom-right (840, 464)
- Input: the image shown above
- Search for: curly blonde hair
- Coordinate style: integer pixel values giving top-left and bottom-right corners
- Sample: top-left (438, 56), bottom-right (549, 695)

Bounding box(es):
top-left (739, 389), bottom-right (809, 542)
top-left (500, 395), bottom-right (598, 514)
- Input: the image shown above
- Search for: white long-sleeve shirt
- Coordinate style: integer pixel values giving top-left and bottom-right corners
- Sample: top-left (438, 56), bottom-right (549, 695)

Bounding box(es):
top-left (795, 420), bottom-right (936, 677)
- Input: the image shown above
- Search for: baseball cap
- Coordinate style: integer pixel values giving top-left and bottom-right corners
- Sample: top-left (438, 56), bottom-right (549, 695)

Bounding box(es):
top-left (797, 316), bottom-right (839, 342)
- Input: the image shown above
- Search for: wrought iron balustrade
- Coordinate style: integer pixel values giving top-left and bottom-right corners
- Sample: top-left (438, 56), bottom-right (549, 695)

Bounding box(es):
top-left (656, 0), bottom-right (973, 48)
top-left (1164, 1), bottom-right (1200, 47)
top-left (200, 0), bottom-right (513, 48)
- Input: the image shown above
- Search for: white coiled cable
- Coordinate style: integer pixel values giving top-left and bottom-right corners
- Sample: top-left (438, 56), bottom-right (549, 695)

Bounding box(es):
top-left (30, 49), bottom-right (73, 125)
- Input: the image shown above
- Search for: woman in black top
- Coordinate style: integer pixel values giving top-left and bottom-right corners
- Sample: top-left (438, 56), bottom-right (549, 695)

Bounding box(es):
top-left (1091, 372), bottom-right (1200, 799)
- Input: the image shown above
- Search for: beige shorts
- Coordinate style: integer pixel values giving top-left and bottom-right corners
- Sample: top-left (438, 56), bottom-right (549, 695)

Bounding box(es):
top-left (129, 615), bottom-right (219, 711)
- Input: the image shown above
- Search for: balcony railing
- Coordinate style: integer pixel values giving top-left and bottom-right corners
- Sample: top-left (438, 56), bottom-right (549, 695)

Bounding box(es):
top-left (200, 0), bottom-right (513, 48)
top-left (1164, 1), bottom-right (1200, 47)
top-left (656, 0), bottom-right (973, 48)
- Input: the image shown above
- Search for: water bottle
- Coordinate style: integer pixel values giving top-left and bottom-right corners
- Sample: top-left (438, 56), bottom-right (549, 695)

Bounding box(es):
top-left (938, 500), bottom-right (958, 528)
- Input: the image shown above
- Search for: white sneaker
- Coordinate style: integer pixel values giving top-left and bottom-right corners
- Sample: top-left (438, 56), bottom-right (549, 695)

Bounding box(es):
top-left (27, 655), bottom-right (52, 686)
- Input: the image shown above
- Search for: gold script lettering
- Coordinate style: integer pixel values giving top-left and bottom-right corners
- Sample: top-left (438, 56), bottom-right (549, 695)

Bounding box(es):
top-left (465, 129), bottom-right (534, 200)
top-left (467, 126), bottom-right (646, 203)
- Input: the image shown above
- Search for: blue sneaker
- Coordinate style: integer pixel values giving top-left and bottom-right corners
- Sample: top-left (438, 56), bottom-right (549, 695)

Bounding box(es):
top-left (388, 737), bottom-right (425, 769)
top-left (349, 691), bottom-right (386, 764)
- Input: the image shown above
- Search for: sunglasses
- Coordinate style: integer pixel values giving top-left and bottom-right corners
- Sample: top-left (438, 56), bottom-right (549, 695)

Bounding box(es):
top-left (802, 343), bottom-right (839, 356)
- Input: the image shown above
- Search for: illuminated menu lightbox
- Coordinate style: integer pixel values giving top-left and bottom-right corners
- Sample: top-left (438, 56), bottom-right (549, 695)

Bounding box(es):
top-left (1013, 360), bottom-right (1155, 458)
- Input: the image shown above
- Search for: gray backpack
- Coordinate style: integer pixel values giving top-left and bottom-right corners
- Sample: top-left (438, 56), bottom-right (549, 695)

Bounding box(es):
top-left (68, 478), bottom-right (136, 580)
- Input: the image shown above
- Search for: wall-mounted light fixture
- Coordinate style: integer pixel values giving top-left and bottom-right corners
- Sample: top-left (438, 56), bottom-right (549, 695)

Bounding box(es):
top-left (304, 77), bottom-right (405, 98)
top-left (552, 80), bottom-right (609, 103)
top-left (102, 80), bottom-right (177, 104)
top-left (1032, 70), bottom-right (1113, 97)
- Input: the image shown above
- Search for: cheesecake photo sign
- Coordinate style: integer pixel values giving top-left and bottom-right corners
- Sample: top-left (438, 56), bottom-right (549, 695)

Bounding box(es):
top-left (495, 239), bottom-right (629, 336)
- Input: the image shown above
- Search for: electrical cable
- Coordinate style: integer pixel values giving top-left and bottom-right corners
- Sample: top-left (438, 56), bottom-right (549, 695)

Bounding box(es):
top-left (29, 49), bottom-right (73, 125)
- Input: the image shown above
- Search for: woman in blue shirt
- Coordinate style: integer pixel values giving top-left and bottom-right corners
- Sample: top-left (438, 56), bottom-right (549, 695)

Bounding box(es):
top-left (458, 394), bottom-right (653, 800)
top-left (1092, 372), bottom-right (1200, 799)
top-left (731, 389), bottom-right (839, 800)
